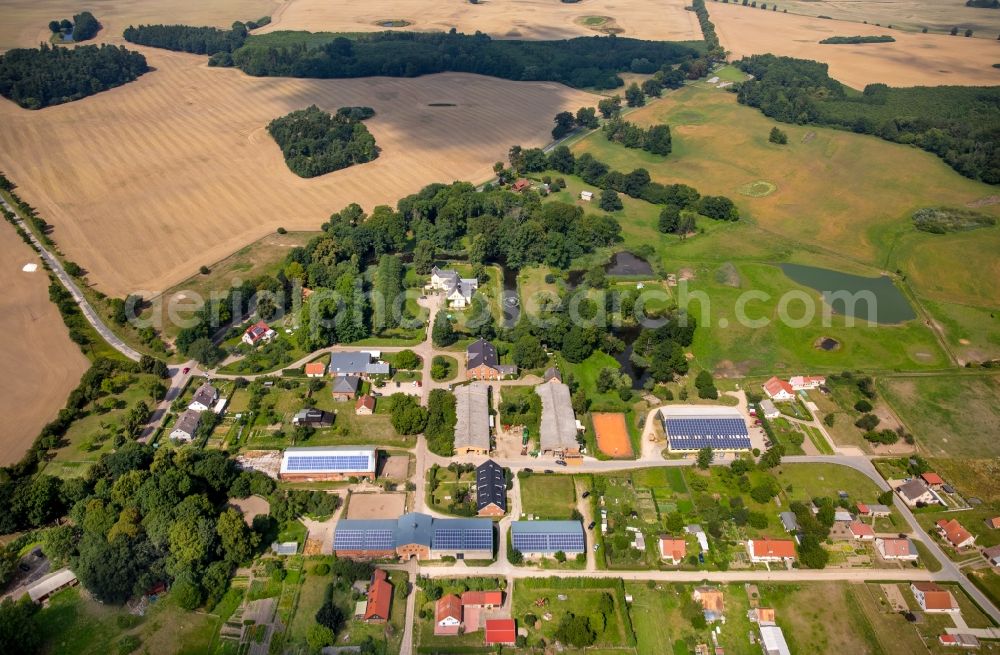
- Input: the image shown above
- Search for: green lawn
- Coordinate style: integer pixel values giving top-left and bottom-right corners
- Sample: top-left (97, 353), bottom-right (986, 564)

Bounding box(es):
top-left (519, 474), bottom-right (577, 519)
top-left (513, 579), bottom-right (632, 651)
top-left (772, 462), bottom-right (884, 505)
top-left (881, 374), bottom-right (1000, 458)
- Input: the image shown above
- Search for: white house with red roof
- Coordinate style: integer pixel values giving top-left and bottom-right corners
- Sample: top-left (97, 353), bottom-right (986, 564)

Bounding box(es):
top-left (789, 375), bottom-right (825, 390)
top-left (747, 539), bottom-right (796, 563)
top-left (937, 519), bottom-right (976, 549)
top-left (242, 320), bottom-right (276, 346)
top-left (911, 583), bottom-right (959, 613)
top-left (876, 537), bottom-right (918, 561)
top-left (659, 537), bottom-right (687, 565)
top-left (849, 521), bottom-right (875, 541)
top-left (762, 377), bottom-right (795, 401)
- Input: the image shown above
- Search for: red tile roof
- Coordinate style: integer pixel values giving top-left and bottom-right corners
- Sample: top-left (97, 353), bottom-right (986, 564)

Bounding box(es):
top-left (937, 519), bottom-right (974, 547)
top-left (763, 376), bottom-right (794, 397)
top-left (436, 594), bottom-right (462, 624)
top-left (850, 521), bottom-right (875, 538)
top-left (750, 539), bottom-right (796, 559)
top-left (304, 362), bottom-right (326, 375)
top-left (921, 472), bottom-right (945, 486)
top-left (355, 395), bottom-right (376, 411)
top-left (913, 583), bottom-right (956, 611)
top-left (660, 538), bottom-right (687, 562)
top-left (856, 502), bottom-right (870, 515)
top-left (511, 179), bottom-right (532, 192)
top-left (485, 619), bottom-right (517, 645)
top-left (364, 569), bottom-right (392, 621)
top-left (245, 320), bottom-right (271, 341)
top-left (878, 538), bottom-right (914, 558)
top-left (461, 591), bottom-right (503, 607)
top-left (988, 517), bottom-right (1000, 529)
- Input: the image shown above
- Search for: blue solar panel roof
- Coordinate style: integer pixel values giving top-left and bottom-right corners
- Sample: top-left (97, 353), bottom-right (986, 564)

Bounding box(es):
top-left (286, 455), bottom-right (371, 472)
top-left (510, 521), bottom-right (585, 553)
top-left (663, 416), bottom-right (751, 450)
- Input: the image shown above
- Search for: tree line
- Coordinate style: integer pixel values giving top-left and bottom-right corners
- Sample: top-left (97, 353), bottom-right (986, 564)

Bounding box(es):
top-left (214, 30), bottom-right (700, 90)
top-left (123, 22), bottom-right (250, 55)
top-left (0, 43), bottom-right (148, 109)
top-left (268, 105), bottom-right (379, 178)
top-left (735, 54), bottom-right (1000, 184)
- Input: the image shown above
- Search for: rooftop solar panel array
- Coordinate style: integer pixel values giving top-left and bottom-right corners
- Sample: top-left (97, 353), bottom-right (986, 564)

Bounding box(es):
top-left (285, 454), bottom-right (372, 472)
top-left (511, 531), bottom-right (585, 553)
top-left (333, 528), bottom-right (395, 551)
top-left (663, 417), bottom-right (751, 450)
top-left (433, 527), bottom-right (493, 551)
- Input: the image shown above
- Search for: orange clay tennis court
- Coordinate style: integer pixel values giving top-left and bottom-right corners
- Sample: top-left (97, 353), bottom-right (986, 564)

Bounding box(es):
top-left (592, 412), bottom-right (633, 458)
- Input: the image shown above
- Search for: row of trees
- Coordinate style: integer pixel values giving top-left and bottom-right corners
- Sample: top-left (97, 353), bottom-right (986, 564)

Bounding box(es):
top-left (0, 43), bottom-right (148, 109)
top-left (267, 105), bottom-right (379, 178)
top-left (603, 118), bottom-right (672, 155)
top-left (219, 30), bottom-right (701, 90)
top-left (123, 22), bottom-right (250, 55)
top-left (735, 54), bottom-right (1000, 184)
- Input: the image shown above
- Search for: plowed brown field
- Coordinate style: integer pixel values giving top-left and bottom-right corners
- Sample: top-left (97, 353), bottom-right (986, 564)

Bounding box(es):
top-left (0, 45), bottom-right (596, 297)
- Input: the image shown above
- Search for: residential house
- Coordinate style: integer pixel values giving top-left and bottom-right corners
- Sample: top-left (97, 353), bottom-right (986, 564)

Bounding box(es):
top-left (937, 519), bottom-right (976, 549)
top-left (462, 591), bottom-right (503, 609)
top-left (364, 569), bottom-right (392, 623)
top-left (921, 472), bottom-right (946, 489)
top-left (897, 479), bottom-right (937, 507)
top-left (747, 539), bottom-right (796, 563)
top-left (429, 266), bottom-right (479, 309)
top-left (475, 460), bottom-right (507, 517)
top-left (511, 178), bottom-right (532, 193)
top-left (355, 395), bottom-right (376, 415)
top-left (788, 375), bottom-right (825, 390)
top-left (659, 537), bottom-right (687, 565)
top-left (876, 537), bottom-right (918, 561)
top-left (329, 351), bottom-right (389, 378)
top-left (466, 339), bottom-right (517, 380)
top-left (242, 320), bottom-right (276, 346)
top-left (983, 544), bottom-right (1000, 567)
top-left (188, 383), bottom-right (218, 412)
top-left (485, 619), bottom-right (517, 646)
top-left (910, 582), bottom-right (959, 613)
top-left (850, 521), bottom-right (875, 541)
top-left (762, 376), bottom-right (795, 401)
top-left (434, 594), bottom-right (463, 636)
top-left (331, 375), bottom-right (361, 400)
top-left (692, 586), bottom-right (725, 622)
top-left (759, 399), bottom-right (780, 419)
top-left (291, 408), bottom-right (334, 427)
top-left (170, 409), bottom-right (201, 442)
top-left (543, 366), bottom-right (562, 383)
top-left (304, 362), bottom-right (326, 377)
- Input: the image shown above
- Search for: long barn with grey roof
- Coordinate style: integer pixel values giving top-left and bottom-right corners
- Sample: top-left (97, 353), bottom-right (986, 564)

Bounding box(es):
top-left (535, 381), bottom-right (579, 455)
top-left (334, 512), bottom-right (494, 561)
top-left (454, 383), bottom-right (491, 455)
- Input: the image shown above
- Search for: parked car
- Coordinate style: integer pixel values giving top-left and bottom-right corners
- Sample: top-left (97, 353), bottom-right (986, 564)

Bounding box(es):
top-left (593, 543), bottom-right (600, 551)
top-left (18, 564), bottom-right (29, 572)
top-left (581, 491), bottom-right (590, 498)
top-left (522, 468), bottom-right (533, 474)
top-left (556, 460), bottom-right (567, 467)
top-left (588, 521), bottom-right (596, 530)
top-left (544, 469), bottom-right (554, 474)
top-left (182, 367), bottom-right (190, 374)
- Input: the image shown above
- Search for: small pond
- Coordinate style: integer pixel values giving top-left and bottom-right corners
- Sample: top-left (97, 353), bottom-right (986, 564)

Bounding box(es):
top-left (779, 264), bottom-right (916, 324)
top-left (606, 251), bottom-right (653, 277)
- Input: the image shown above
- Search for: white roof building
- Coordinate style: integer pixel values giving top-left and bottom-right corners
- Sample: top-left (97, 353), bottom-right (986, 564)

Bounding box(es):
top-left (28, 568), bottom-right (77, 603)
top-left (279, 447), bottom-right (376, 479)
top-left (535, 381), bottom-right (579, 454)
top-left (760, 625), bottom-right (791, 655)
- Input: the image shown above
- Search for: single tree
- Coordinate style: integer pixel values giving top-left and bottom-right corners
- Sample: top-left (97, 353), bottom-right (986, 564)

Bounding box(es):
top-left (768, 126), bottom-right (788, 144)
top-left (625, 82), bottom-right (645, 107)
top-left (599, 188), bottom-right (623, 212)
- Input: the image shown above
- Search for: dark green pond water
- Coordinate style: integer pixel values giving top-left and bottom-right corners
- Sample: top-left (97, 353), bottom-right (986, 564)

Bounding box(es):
top-left (779, 264), bottom-right (916, 324)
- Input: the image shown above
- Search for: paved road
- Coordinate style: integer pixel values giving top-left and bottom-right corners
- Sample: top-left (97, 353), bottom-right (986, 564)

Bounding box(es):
top-left (1, 195), bottom-right (141, 361)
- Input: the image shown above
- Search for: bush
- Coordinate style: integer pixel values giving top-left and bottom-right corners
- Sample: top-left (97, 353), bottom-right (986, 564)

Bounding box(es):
top-left (854, 399), bottom-right (873, 412)
top-left (768, 126), bottom-right (788, 144)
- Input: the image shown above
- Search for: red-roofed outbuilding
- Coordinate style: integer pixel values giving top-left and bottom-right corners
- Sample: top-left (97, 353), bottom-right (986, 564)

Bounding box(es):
top-left (485, 619), bottom-right (517, 646)
top-left (364, 569), bottom-right (392, 623)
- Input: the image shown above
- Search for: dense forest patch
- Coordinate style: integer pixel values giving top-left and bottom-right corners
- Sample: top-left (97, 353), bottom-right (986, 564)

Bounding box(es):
top-left (819, 35), bottom-right (895, 44)
top-left (735, 54), bottom-right (1000, 184)
top-left (0, 43), bottom-right (148, 109)
top-left (267, 105), bottom-right (379, 178)
top-left (912, 206), bottom-right (997, 233)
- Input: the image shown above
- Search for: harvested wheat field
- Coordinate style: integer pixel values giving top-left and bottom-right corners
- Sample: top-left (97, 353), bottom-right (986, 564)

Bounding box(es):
top-left (711, 2), bottom-right (1000, 88)
top-left (0, 224), bottom-right (89, 465)
top-left (771, 0), bottom-right (1000, 38)
top-left (0, 45), bottom-right (597, 297)
top-left (258, 0), bottom-right (702, 41)
top-left (592, 412), bottom-right (633, 458)
top-left (0, 0), bottom-right (279, 51)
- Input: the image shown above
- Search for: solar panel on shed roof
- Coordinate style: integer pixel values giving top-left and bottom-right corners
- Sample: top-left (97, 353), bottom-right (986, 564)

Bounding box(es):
top-left (433, 526), bottom-right (493, 551)
top-left (334, 528), bottom-right (395, 551)
top-left (285, 454), bottom-right (371, 472)
top-left (663, 416), bottom-right (751, 450)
